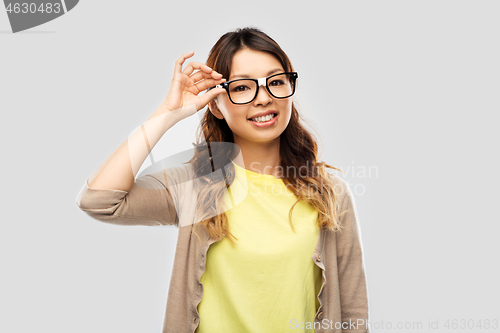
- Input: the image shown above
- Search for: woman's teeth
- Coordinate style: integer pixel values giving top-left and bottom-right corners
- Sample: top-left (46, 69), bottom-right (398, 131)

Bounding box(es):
top-left (251, 113), bottom-right (276, 122)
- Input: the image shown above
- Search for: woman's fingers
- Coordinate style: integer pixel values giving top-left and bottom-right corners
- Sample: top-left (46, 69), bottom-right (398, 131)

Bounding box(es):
top-left (182, 61), bottom-right (214, 77)
top-left (174, 51), bottom-right (194, 74)
top-left (175, 52), bottom-right (223, 86)
top-left (195, 77), bottom-right (226, 92)
top-left (170, 52), bottom-right (226, 112)
top-left (200, 87), bottom-right (226, 106)
top-left (190, 70), bottom-right (223, 84)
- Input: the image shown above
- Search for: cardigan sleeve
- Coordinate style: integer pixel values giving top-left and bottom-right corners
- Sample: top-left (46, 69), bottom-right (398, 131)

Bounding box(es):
top-left (75, 169), bottom-right (179, 227)
top-left (335, 183), bottom-right (371, 332)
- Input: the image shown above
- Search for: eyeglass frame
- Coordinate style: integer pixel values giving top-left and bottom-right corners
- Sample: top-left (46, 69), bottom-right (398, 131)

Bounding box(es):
top-left (207, 71), bottom-right (298, 105)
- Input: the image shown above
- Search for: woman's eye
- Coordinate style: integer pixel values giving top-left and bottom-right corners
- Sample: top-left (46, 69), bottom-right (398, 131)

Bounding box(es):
top-left (269, 80), bottom-right (284, 86)
top-left (232, 85), bottom-right (250, 92)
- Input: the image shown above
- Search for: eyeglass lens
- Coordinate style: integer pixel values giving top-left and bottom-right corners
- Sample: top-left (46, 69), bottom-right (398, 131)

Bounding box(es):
top-left (227, 73), bottom-right (295, 104)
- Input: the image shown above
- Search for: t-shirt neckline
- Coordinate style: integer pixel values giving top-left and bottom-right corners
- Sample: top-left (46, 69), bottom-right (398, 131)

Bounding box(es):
top-left (231, 160), bottom-right (284, 184)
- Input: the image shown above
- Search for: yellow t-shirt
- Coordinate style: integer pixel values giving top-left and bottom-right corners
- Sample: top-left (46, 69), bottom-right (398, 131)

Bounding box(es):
top-left (196, 161), bottom-right (322, 332)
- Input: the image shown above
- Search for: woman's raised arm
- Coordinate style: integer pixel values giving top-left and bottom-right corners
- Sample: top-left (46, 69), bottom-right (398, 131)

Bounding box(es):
top-left (87, 51), bottom-right (226, 192)
top-left (75, 51), bottom-right (226, 226)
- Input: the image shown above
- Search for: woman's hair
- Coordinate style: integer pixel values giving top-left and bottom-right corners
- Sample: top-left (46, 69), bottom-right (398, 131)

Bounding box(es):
top-left (186, 26), bottom-right (346, 244)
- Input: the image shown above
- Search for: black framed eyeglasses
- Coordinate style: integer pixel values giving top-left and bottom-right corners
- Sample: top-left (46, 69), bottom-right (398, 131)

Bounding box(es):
top-left (207, 72), bottom-right (298, 105)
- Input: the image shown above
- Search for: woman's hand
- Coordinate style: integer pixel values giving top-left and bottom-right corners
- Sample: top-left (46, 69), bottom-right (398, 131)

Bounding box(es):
top-left (157, 51), bottom-right (226, 118)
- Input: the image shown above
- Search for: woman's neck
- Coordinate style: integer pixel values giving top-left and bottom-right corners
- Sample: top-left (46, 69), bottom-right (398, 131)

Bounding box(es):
top-left (232, 138), bottom-right (281, 177)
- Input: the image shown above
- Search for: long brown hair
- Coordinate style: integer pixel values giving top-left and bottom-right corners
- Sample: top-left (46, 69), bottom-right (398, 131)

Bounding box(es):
top-left (186, 27), bottom-right (346, 244)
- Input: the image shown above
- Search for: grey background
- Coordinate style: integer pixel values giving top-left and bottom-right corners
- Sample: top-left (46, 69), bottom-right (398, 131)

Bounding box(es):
top-left (1, 1), bottom-right (499, 332)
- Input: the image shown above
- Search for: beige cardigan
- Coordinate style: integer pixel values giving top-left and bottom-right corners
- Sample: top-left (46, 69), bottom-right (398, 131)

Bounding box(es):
top-left (75, 163), bottom-right (371, 332)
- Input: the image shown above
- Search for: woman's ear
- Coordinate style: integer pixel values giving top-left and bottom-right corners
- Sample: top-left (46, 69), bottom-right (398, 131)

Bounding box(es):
top-left (209, 99), bottom-right (224, 120)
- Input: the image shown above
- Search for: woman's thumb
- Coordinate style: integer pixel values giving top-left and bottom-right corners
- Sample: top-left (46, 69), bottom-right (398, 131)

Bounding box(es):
top-left (201, 88), bottom-right (225, 108)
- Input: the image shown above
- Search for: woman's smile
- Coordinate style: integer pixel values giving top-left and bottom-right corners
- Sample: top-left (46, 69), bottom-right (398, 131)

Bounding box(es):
top-left (247, 112), bottom-right (278, 127)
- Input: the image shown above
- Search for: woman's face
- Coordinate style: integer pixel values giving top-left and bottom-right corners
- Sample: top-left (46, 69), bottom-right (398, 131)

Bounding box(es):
top-left (210, 48), bottom-right (293, 146)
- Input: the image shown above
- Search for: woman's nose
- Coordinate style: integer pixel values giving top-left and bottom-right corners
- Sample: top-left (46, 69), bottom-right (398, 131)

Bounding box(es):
top-left (253, 83), bottom-right (273, 106)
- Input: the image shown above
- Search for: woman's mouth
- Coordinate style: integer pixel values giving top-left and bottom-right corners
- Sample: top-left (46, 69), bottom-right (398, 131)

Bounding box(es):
top-left (248, 113), bottom-right (278, 127)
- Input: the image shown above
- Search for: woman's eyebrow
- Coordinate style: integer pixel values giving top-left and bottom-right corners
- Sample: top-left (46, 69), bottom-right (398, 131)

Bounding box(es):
top-left (229, 68), bottom-right (284, 80)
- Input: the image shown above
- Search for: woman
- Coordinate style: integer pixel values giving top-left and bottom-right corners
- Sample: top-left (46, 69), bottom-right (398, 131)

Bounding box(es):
top-left (76, 27), bottom-right (370, 333)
